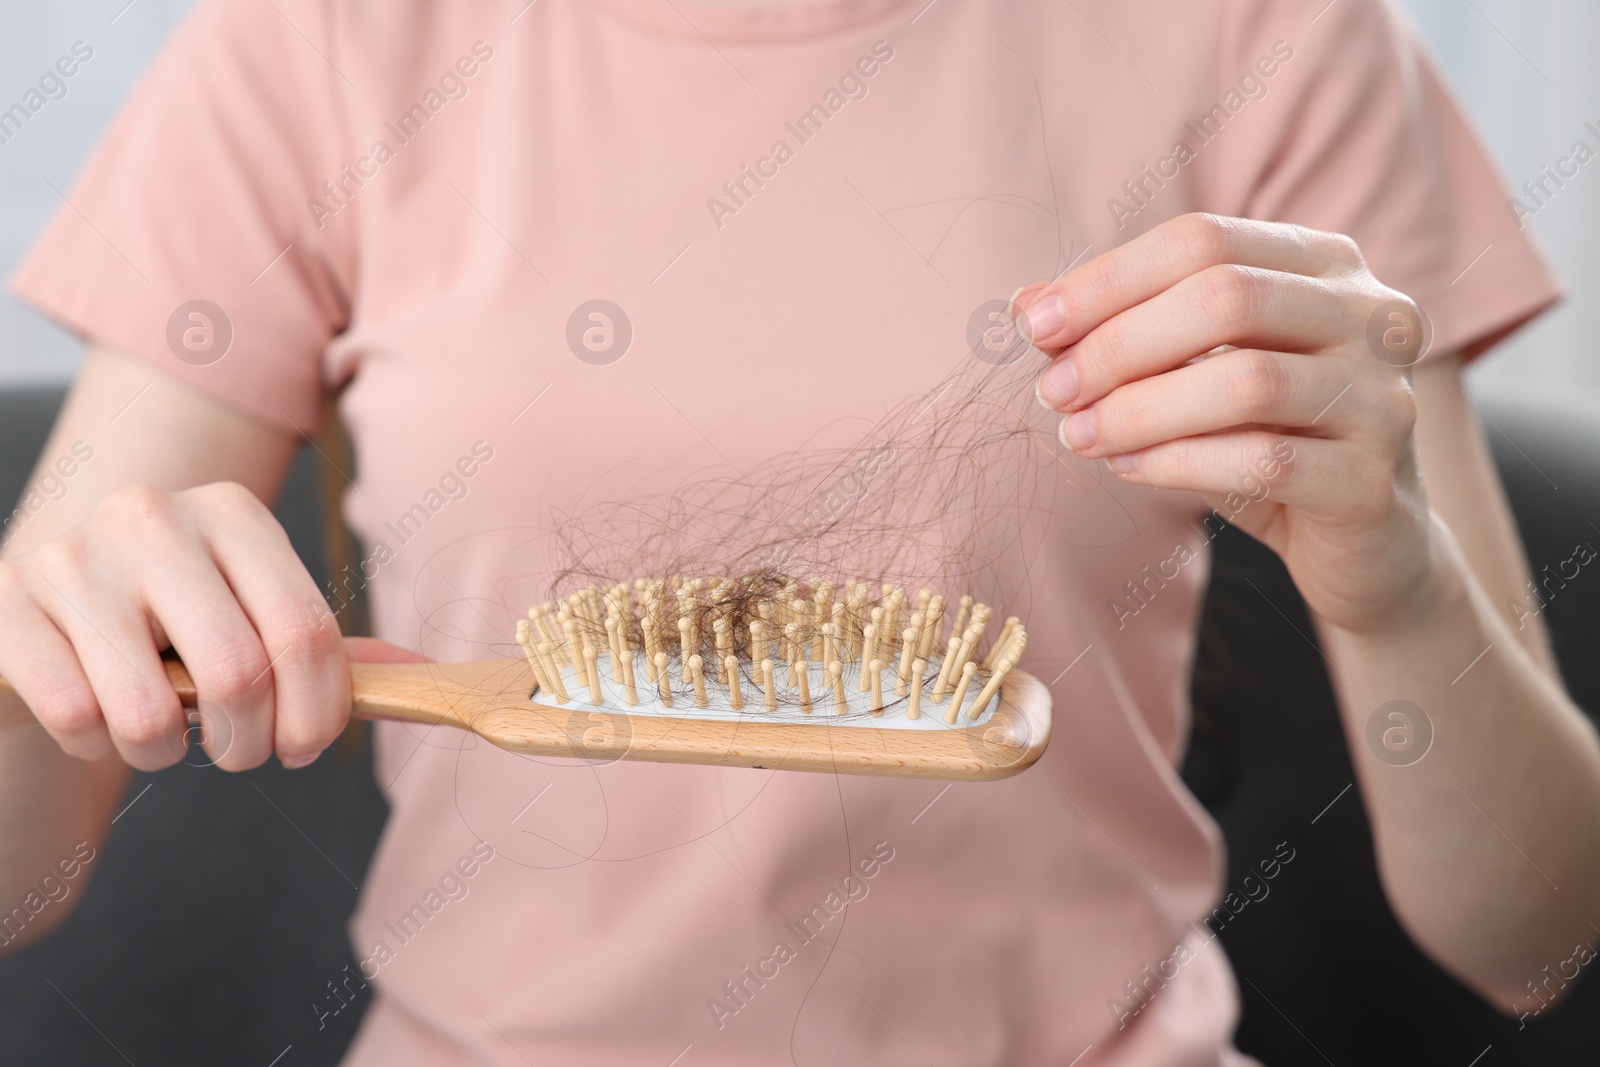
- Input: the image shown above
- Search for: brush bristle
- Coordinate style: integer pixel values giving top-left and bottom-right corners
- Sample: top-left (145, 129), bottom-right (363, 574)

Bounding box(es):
top-left (515, 575), bottom-right (1026, 723)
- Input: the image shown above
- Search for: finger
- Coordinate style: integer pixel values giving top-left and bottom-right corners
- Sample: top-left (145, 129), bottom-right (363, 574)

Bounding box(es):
top-left (1017, 213), bottom-right (1361, 349)
top-left (143, 549), bottom-right (276, 772)
top-left (1106, 431), bottom-right (1389, 518)
top-left (27, 564), bottom-right (186, 771)
top-left (1008, 279), bottom-right (1053, 321)
top-left (0, 564), bottom-right (113, 760)
top-left (344, 637), bottom-right (430, 664)
top-left (197, 484), bottom-right (349, 768)
top-left (1038, 266), bottom-right (1353, 410)
top-left (1058, 349), bottom-right (1368, 459)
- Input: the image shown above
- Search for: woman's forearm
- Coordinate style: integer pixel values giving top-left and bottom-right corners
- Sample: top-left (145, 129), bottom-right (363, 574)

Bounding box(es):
top-left (0, 346), bottom-right (302, 952)
top-left (1321, 515), bottom-right (1600, 1008)
top-left (0, 705), bottom-right (128, 953)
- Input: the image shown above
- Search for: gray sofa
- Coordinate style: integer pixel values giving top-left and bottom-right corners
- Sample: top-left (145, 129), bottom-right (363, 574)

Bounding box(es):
top-left (0, 384), bottom-right (1596, 1065)
top-left (0, 386), bottom-right (388, 1065)
top-left (1188, 389), bottom-right (1600, 1064)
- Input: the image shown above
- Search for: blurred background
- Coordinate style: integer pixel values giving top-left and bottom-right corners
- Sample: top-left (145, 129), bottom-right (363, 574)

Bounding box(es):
top-left (3, 3), bottom-right (1599, 1066)
top-left (3, 0), bottom-right (1597, 399)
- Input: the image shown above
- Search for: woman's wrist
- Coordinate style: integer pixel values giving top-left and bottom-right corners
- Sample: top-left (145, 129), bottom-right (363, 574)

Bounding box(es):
top-left (1317, 510), bottom-right (1472, 646)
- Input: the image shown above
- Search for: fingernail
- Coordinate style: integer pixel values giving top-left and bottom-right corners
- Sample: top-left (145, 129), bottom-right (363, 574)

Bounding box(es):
top-left (281, 747), bottom-right (327, 770)
top-left (1034, 376), bottom-right (1054, 411)
top-left (1021, 294), bottom-right (1066, 343)
top-left (1060, 410), bottom-right (1096, 451)
top-left (1107, 453), bottom-right (1138, 473)
top-left (1038, 358), bottom-right (1079, 409)
top-left (1007, 282), bottom-right (1034, 315)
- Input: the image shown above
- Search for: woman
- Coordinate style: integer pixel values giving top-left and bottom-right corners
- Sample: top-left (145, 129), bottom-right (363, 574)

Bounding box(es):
top-left (3, 0), bottom-right (1596, 1062)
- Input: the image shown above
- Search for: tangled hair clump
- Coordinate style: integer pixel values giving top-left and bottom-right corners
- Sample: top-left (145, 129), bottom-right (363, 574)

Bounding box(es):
top-left (547, 346), bottom-right (1056, 609)
top-left (512, 346), bottom-right (1063, 713)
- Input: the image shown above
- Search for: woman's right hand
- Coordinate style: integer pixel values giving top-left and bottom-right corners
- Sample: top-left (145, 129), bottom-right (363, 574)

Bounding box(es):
top-left (0, 481), bottom-right (352, 772)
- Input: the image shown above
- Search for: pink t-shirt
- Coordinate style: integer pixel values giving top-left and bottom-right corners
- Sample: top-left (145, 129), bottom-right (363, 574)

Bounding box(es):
top-left (12, 0), bottom-right (1558, 1063)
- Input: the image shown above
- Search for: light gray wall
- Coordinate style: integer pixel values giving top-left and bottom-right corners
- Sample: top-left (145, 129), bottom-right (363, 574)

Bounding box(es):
top-left (1, 0), bottom-right (198, 383)
top-left (1, 1), bottom-right (1595, 399)
top-left (1401, 0), bottom-right (1600, 399)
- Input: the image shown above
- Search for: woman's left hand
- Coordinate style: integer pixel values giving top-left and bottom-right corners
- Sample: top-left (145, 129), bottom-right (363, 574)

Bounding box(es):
top-left (1015, 212), bottom-right (1438, 634)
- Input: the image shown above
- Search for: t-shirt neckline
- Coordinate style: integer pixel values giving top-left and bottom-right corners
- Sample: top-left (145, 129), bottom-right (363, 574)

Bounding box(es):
top-left (582, 0), bottom-right (923, 42)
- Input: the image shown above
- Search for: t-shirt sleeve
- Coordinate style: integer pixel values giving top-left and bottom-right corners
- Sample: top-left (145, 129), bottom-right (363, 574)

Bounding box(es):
top-left (8, 0), bottom-right (356, 435)
top-left (1210, 0), bottom-right (1561, 362)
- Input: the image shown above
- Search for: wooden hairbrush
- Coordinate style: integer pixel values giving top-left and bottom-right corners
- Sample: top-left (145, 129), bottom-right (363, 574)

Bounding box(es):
top-left (0, 577), bottom-right (1050, 781)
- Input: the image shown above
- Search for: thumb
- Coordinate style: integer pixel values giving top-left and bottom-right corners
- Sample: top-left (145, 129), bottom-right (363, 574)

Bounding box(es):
top-left (1009, 280), bottom-right (1052, 317)
top-left (1009, 280), bottom-right (1064, 352)
top-left (342, 636), bottom-right (432, 664)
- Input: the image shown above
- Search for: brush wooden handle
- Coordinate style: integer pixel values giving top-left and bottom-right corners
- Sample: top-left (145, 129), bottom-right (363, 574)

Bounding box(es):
top-left (0, 655), bottom-right (1051, 780)
top-left (0, 655), bottom-right (513, 731)
top-left (0, 656), bottom-right (201, 721)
